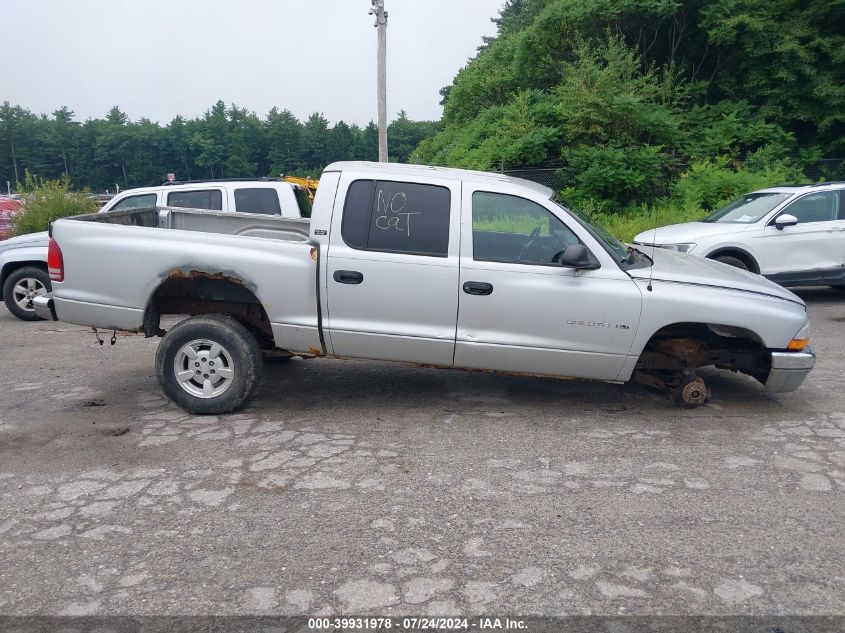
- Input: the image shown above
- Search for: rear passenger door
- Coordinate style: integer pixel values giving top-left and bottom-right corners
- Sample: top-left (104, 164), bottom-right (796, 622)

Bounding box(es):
top-left (166, 188), bottom-right (225, 211)
top-left (325, 174), bottom-right (461, 366)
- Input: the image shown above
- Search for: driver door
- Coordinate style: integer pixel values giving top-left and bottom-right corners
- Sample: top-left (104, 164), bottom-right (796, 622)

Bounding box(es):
top-left (455, 187), bottom-right (641, 381)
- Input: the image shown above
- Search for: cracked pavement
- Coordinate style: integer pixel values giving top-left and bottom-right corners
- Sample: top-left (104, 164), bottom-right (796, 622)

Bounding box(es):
top-left (0, 288), bottom-right (843, 616)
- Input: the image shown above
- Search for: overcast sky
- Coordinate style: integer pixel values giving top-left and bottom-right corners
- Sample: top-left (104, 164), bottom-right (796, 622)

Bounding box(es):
top-left (2, 0), bottom-right (504, 125)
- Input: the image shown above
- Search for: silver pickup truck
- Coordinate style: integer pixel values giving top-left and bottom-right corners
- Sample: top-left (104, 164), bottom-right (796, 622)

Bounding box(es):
top-left (35, 162), bottom-right (815, 414)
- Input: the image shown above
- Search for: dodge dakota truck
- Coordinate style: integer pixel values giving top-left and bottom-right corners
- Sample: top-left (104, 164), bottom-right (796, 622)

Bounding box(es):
top-left (35, 162), bottom-right (815, 414)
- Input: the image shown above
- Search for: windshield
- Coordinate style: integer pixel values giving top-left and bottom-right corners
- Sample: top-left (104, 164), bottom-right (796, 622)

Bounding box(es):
top-left (553, 195), bottom-right (630, 264)
top-left (703, 192), bottom-right (791, 224)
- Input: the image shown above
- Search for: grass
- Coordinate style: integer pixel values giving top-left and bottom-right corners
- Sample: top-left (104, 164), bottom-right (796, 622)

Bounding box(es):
top-left (593, 202), bottom-right (710, 243)
top-left (474, 215), bottom-right (550, 234)
top-left (473, 202), bottom-right (709, 243)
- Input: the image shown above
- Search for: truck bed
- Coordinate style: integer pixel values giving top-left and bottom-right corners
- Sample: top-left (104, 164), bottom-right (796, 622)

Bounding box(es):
top-left (49, 205), bottom-right (321, 354)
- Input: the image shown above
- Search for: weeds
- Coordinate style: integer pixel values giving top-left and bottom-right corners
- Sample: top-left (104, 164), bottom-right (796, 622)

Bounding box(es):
top-left (12, 171), bottom-right (98, 236)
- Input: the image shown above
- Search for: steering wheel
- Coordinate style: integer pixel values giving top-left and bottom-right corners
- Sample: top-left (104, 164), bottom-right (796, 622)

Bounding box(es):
top-left (517, 226), bottom-right (542, 260)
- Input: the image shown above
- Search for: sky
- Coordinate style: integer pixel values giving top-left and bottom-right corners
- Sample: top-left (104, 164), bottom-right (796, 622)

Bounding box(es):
top-left (1, 0), bottom-right (504, 125)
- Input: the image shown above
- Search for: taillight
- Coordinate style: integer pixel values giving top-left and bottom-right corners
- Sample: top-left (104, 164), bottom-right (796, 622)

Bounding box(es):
top-left (48, 238), bottom-right (64, 282)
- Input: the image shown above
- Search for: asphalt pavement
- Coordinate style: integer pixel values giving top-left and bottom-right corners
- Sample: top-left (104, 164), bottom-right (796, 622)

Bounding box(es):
top-left (0, 288), bottom-right (843, 617)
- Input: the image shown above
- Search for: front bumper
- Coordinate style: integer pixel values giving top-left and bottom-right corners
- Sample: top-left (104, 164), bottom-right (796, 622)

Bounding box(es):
top-left (33, 294), bottom-right (57, 321)
top-left (765, 347), bottom-right (815, 393)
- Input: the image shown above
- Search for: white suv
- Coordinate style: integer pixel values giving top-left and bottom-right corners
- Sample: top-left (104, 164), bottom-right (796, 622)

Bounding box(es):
top-left (102, 179), bottom-right (310, 217)
top-left (634, 183), bottom-right (845, 288)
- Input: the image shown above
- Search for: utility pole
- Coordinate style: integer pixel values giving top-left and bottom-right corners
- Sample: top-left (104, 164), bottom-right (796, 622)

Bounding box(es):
top-left (370, 0), bottom-right (388, 162)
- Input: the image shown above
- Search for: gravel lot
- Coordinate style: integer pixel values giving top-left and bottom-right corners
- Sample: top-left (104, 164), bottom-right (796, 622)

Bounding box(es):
top-left (0, 288), bottom-right (843, 617)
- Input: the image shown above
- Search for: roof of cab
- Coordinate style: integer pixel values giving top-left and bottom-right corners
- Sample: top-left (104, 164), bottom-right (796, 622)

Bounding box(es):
top-left (324, 161), bottom-right (554, 198)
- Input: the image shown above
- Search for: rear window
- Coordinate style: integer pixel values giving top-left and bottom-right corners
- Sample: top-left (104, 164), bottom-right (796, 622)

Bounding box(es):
top-left (341, 179), bottom-right (451, 257)
top-left (167, 189), bottom-right (223, 210)
top-left (234, 188), bottom-right (282, 215)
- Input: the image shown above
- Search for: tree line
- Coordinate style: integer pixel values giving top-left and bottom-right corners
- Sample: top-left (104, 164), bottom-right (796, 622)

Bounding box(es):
top-left (415, 0), bottom-right (845, 209)
top-left (0, 101), bottom-right (439, 192)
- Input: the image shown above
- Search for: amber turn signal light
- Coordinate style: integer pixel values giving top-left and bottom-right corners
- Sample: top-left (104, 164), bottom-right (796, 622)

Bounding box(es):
top-left (787, 338), bottom-right (810, 351)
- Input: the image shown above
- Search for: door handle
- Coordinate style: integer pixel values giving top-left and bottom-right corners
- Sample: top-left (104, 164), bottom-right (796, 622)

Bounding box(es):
top-left (333, 270), bottom-right (364, 284)
top-left (463, 281), bottom-right (493, 296)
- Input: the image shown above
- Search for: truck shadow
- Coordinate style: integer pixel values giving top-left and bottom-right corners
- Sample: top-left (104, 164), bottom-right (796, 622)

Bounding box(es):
top-left (253, 357), bottom-right (809, 419)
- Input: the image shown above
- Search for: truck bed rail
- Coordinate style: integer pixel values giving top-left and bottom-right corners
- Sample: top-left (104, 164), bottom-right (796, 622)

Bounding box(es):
top-left (63, 205), bottom-right (311, 243)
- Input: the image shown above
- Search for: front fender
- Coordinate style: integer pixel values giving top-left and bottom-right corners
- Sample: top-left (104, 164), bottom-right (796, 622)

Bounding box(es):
top-left (626, 279), bottom-right (807, 360)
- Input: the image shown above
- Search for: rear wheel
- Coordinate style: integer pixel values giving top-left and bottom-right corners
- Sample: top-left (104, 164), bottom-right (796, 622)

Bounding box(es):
top-left (155, 315), bottom-right (263, 415)
top-left (713, 255), bottom-right (749, 271)
top-left (2, 266), bottom-right (51, 321)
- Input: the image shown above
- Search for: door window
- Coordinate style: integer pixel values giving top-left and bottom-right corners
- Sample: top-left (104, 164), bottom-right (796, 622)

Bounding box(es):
top-left (167, 189), bottom-right (223, 210)
top-left (781, 191), bottom-right (840, 224)
top-left (234, 188), bottom-right (282, 215)
top-left (109, 193), bottom-right (157, 212)
top-left (472, 191), bottom-right (580, 265)
top-left (341, 180), bottom-right (451, 257)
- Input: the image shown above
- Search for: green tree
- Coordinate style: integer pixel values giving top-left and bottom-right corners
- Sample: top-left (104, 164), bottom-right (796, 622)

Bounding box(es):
top-left (302, 112), bottom-right (330, 169)
top-left (0, 102), bottom-right (438, 191)
top-left (388, 111), bottom-right (439, 163)
top-left (0, 102), bottom-right (37, 186)
top-left (416, 0), bottom-right (839, 206)
top-left (266, 108), bottom-right (303, 175)
top-left (95, 106), bottom-right (132, 187)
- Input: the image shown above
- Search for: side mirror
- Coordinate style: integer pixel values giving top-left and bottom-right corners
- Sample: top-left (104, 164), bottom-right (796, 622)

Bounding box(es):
top-left (560, 244), bottom-right (599, 270)
top-left (775, 214), bottom-right (798, 230)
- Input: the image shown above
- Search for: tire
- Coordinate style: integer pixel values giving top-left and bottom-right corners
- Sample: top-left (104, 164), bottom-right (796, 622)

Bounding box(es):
top-left (155, 314), bottom-right (263, 415)
top-left (713, 255), bottom-right (749, 271)
top-left (2, 266), bottom-right (52, 321)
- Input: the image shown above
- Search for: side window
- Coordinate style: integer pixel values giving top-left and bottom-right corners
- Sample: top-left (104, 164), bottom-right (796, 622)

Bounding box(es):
top-left (109, 193), bottom-right (157, 212)
top-left (341, 180), bottom-right (450, 257)
top-left (234, 188), bottom-right (282, 215)
top-left (472, 191), bottom-right (580, 265)
top-left (782, 191), bottom-right (839, 224)
top-left (167, 189), bottom-right (223, 211)
top-left (292, 186), bottom-right (313, 218)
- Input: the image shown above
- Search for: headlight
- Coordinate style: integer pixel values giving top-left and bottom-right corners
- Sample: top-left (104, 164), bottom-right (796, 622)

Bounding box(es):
top-left (660, 243), bottom-right (696, 253)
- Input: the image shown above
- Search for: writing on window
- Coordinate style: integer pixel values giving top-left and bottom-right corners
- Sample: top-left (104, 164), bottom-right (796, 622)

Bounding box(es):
top-left (342, 180), bottom-right (450, 257)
